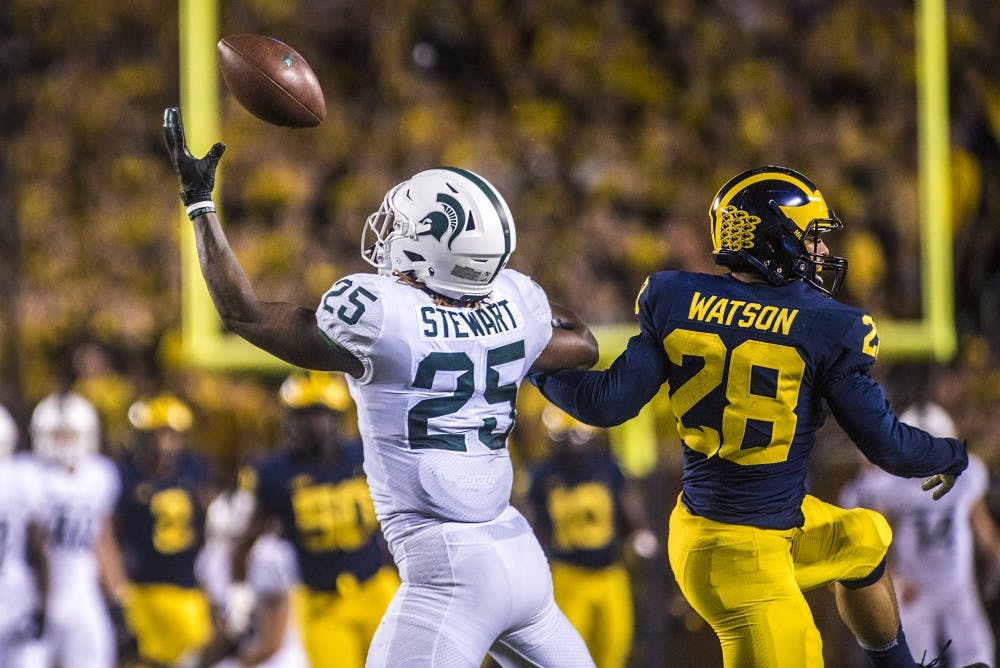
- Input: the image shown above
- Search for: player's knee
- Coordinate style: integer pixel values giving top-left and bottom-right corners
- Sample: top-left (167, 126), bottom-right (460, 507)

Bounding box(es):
top-left (840, 508), bottom-right (892, 586)
top-left (840, 555), bottom-right (887, 589)
top-left (859, 509), bottom-right (892, 551)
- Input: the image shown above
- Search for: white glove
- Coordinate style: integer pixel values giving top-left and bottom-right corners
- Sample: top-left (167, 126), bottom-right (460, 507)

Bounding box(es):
top-left (629, 529), bottom-right (660, 559)
top-left (920, 473), bottom-right (957, 500)
top-left (223, 581), bottom-right (256, 637)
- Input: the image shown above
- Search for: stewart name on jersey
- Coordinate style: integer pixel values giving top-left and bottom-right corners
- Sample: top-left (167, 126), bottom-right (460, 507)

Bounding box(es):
top-left (419, 300), bottom-right (520, 339)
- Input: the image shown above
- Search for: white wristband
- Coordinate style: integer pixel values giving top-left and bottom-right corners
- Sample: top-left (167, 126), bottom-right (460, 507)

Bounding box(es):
top-left (185, 201), bottom-right (215, 220)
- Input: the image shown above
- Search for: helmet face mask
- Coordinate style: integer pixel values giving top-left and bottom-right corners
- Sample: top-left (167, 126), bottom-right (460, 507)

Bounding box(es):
top-left (31, 392), bottom-right (100, 469)
top-left (280, 372), bottom-right (350, 459)
top-left (127, 394), bottom-right (193, 467)
top-left (710, 166), bottom-right (847, 297)
top-left (361, 167), bottom-right (516, 302)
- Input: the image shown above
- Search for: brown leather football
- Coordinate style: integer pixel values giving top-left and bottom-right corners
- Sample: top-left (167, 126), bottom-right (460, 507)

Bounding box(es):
top-left (217, 34), bottom-right (326, 128)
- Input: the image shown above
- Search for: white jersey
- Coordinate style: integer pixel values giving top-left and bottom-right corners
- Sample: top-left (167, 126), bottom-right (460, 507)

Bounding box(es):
top-left (247, 533), bottom-right (299, 597)
top-left (35, 453), bottom-right (120, 597)
top-left (0, 455), bottom-right (45, 603)
top-left (839, 441), bottom-right (995, 666)
top-left (840, 455), bottom-right (987, 593)
top-left (247, 534), bottom-right (308, 668)
top-left (316, 269), bottom-right (552, 552)
top-left (0, 455), bottom-right (45, 644)
top-left (212, 534), bottom-right (307, 668)
top-left (34, 453), bottom-right (120, 668)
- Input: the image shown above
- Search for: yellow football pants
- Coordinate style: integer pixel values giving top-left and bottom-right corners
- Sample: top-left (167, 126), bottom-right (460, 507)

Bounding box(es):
top-left (551, 561), bottom-right (634, 668)
top-left (668, 493), bottom-right (891, 668)
top-left (297, 565), bottom-right (400, 668)
top-left (125, 584), bottom-right (211, 665)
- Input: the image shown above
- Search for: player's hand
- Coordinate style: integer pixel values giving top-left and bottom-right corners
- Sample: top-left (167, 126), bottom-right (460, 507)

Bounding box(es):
top-left (10, 607), bottom-right (45, 642)
top-left (27, 608), bottom-right (45, 640)
top-left (222, 581), bottom-right (256, 638)
top-left (921, 473), bottom-right (957, 500)
top-left (629, 528), bottom-right (660, 559)
top-left (163, 106), bottom-right (226, 205)
top-left (108, 599), bottom-right (140, 661)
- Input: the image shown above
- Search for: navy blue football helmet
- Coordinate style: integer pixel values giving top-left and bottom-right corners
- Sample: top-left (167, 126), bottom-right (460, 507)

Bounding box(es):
top-left (709, 166), bottom-right (847, 296)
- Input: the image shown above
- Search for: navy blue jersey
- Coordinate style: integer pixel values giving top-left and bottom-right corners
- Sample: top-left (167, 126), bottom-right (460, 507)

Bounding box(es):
top-left (115, 451), bottom-right (209, 587)
top-left (247, 442), bottom-right (384, 591)
top-left (533, 271), bottom-right (967, 529)
top-left (528, 451), bottom-right (627, 568)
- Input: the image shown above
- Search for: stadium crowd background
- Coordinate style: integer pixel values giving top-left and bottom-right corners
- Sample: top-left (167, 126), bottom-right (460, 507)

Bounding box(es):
top-left (1, 0), bottom-right (999, 665)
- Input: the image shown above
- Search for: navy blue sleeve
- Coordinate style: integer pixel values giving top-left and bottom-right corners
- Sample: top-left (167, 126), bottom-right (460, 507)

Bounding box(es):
top-left (819, 310), bottom-right (967, 479)
top-left (113, 461), bottom-right (129, 516)
top-left (530, 330), bottom-right (668, 427)
top-left (249, 459), bottom-right (280, 517)
top-left (824, 369), bottom-right (967, 478)
top-left (526, 466), bottom-right (552, 535)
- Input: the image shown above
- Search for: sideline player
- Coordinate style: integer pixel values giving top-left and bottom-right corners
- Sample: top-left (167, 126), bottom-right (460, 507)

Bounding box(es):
top-left (194, 487), bottom-right (308, 668)
top-left (0, 403), bottom-right (48, 668)
top-left (31, 391), bottom-right (120, 668)
top-left (530, 166), bottom-right (969, 667)
top-left (526, 406), bottom-right (658, 668)
top-left (102, 393), bottom-right (213, 666)
top-left (229, 372), bottom-right (398, 667)
top-left (840, 397), bottom-right (999, 667)
top-left (164, 106), bottom-right (598, 667)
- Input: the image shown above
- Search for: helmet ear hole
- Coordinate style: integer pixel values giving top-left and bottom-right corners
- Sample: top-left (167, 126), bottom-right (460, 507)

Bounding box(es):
top-left (709, 166), bottom-right (847, 296)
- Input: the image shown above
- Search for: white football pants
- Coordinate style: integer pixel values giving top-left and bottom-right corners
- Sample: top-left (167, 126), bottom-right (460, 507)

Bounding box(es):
top-left (366, 505), bottom-right (595, 667)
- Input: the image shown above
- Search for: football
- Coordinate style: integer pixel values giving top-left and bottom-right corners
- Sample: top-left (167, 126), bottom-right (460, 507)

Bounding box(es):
top-left (217, 34), bottom-right (326, 128)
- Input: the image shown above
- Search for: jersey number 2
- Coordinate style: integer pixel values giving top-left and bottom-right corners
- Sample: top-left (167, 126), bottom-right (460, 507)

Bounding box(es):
top-left (408, 341), bottom-right (525, 451)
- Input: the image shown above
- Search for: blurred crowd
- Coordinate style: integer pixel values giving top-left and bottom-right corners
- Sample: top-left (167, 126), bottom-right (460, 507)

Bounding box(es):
top-left (2, 0), bottom-right (1000, 665)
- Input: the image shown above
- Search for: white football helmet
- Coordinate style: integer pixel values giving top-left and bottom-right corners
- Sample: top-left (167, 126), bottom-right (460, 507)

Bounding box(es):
top-left (30, 392), bottom-right (101, 469)
top-left (899, 402), bottom-right (958, 439)
top-left (0, 403), bottom-right (17, 459)
top-left (361, 167), bottom-right (516, 301)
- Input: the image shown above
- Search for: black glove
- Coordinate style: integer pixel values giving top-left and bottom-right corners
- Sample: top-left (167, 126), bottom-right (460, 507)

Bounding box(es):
top-left (108, 600), bottom-right (140, 662)
top-left (27, 608), bottom-right (45, 640)
top-left (9, 608), bottom-right (45, 642)
top-left (163, 106), bottom-right (226, 206)
top-left (921, 473), bottom-right (958, 500)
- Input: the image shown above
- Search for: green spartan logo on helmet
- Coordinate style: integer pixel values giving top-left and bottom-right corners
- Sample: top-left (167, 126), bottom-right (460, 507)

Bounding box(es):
top-left (417, 193), bottom-right (469, 250)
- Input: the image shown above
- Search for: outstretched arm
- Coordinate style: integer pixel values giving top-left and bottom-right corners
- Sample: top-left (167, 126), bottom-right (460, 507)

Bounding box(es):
top-left (192, 207), bottom-right (363, 374)
top-left (823, 371), bottom-right (967, 496)
top-left (531, 301), bottom-right (599, 372)
top-left (531, 331), bottom-right (667, 427)
top-left (164, 107), bottom-right (362, 375)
